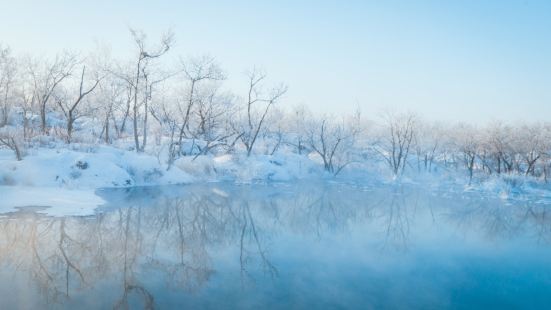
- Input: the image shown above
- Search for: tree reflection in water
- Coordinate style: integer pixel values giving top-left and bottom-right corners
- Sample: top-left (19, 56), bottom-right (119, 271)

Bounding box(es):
top-left (0, 182), bottom-right (550, 308)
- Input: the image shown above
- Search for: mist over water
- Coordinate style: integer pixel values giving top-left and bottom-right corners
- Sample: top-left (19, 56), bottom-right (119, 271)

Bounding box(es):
top-left (0, 182), bottom-right (550, 309)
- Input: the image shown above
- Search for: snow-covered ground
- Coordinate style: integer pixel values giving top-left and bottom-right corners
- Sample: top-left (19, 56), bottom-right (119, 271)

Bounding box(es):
top-left (1, 142), bottom-right (550, 217)
top-left (0, 144), bottom-right (334, 216)
top-left (0, 145), bottom-right (331, 188)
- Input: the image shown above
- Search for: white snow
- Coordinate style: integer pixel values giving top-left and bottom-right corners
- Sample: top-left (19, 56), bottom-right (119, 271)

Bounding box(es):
top-left (0, 144), bottom-right (334, 216)
top-left (175, 153), bottom-right (323, 183)
top-left (0, 186), bottom-right (104, 217)
top-left (1, 141), bottom-right (550, 217)
top-left (0, 146), bottom-right (194, 188)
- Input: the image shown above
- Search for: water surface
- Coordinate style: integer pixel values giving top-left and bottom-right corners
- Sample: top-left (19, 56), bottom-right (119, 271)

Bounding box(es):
top-left (1, 182), bottom-right (551, 309)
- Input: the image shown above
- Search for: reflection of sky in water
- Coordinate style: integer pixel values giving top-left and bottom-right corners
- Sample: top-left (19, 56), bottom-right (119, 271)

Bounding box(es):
top-left (1, 182), bottom-right (551, 309)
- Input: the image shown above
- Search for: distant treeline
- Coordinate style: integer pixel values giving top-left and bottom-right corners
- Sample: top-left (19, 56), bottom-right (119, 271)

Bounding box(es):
top-left (1, 30), bottom-right (550, 181)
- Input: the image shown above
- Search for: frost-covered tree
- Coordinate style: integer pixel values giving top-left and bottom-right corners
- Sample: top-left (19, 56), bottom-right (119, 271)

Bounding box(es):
top-left (414, 121), bottom-right (445, 173)
top-left (514, 124), bottom-right (545, 176)
top-left (93, 75), bottom-right (127, 144)
top-left (453, 123), bottom-right (480, 185)
top-left (287, 104), bottom-right (311, 155)
top-left (125, 28), bottom-right (174, 152)
top-left (234, 68), bottom-right (287, 157)
top-left (484, 122), bottom-right (515, 174)
top-left (0, 45), bottom-right (17, 127)
top-left (173, 56), bottom-right (225, 154)
top-left (0, 127), bottom-right (23, 160)
top-left (305, 112), bottom-right (361, 175)
top-left (55, 65), bottom-right (102, 143)
top-left (26, 51), bottom-right (79, 134)
top-left (377, 111), bottom-right (417, 176)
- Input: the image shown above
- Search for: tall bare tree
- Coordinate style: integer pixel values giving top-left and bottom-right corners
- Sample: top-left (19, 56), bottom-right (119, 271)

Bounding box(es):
top-left (0, 45), bottom-right (17, 127)
top-left (172, 56), bottom-right (225, 157)
top-left (235, 68), bottom-right (287, 157)
top-left (377, 111), bottom-right (417, 176)
top-left (27, 52), bottom-right (79, 134)
top-left (305, 110), bottom-right (361, 175)
top-left (56, 65), bottom-right (102, 143)
top-left (453, 123), bottom-right (480, 185)
top-left (128, 28), bottom-right (174, 152)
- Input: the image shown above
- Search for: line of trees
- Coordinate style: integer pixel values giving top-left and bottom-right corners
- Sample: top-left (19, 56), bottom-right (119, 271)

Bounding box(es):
top-left (1, 31), bottom-right (551, 181)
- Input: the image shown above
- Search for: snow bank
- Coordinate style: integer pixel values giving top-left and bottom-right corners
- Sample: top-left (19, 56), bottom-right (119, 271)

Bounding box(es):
top-left (175, 153), bottom-right (324, 183)
top-left (0, 145), bottom-right (334, 216)
top-left (2, 142), bottom-right (550, 218)
top-left (0, 145), bottom-right (200, 216)
top-left (0, 146), bottom-right (193, 188)
top-left (0, 145), bottom-right (337, 189)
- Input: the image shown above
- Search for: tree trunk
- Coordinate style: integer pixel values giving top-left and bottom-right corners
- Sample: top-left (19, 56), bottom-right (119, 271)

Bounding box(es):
top-left (66, 111), bottom-right (74, 143)
top-left (104, 115), bottom-right (110, 144)
top-left (141, 98), bottom-right (148, 152)
top-left (13, 139), bottom-right (21, 161)
top-left (40, 103), bottom-right (47, 133)
top-left (133, 104), bottom-right (140, 152)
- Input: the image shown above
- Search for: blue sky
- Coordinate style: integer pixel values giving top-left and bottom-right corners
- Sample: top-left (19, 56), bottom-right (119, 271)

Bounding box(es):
top-left (1, 0), bottom-right (550, 122)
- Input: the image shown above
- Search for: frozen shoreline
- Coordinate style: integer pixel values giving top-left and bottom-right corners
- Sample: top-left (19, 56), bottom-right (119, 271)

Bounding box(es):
top-left (1, 145), bottom-right (550, 217)
top-left (0, 145), bottom-right (328, 216)
top-left (0, 186), bottom-right (105, 217)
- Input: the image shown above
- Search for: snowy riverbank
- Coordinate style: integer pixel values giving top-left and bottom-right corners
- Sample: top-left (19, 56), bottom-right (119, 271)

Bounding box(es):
top-left (1, 144), bottom-right (551, 217)
top-left (0, 145), bottom-right (331, 215)
top-left (0, 145), bottom-right (332, 189)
